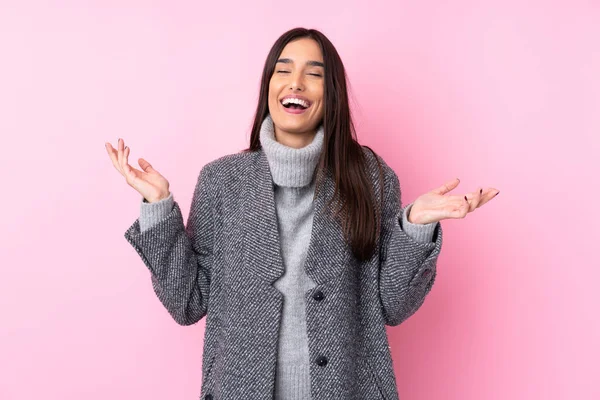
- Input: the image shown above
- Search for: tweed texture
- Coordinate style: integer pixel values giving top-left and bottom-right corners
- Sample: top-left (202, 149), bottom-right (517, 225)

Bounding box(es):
top-left (124, 146), bottom-right (443, 400)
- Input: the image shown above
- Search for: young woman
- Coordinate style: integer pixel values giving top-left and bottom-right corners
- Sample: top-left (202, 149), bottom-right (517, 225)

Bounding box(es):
top-left (106, 27), bottom-right (498, 400)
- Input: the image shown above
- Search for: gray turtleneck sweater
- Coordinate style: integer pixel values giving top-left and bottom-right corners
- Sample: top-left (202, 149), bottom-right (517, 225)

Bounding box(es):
top-left (137, 114), bottom-right (437, 399)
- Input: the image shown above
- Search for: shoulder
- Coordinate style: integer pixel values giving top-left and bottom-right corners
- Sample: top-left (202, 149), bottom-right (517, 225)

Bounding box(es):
top-left (202, 150), bottom-right (256, 176)
top-left (197, 149), bottom-right (258, 194)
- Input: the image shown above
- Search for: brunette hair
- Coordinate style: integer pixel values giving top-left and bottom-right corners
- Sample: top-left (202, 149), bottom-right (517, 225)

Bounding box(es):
top-left (244, 27), bottom-right (384, 262)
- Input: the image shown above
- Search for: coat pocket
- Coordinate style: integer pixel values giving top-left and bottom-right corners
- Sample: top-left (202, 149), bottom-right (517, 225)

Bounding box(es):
top-left (358, 357), bottom-right (387, 400)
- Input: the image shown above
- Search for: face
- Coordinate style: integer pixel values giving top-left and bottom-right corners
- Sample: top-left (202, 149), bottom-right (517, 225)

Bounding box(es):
top-left (268, 37), bottom-right (325, 138)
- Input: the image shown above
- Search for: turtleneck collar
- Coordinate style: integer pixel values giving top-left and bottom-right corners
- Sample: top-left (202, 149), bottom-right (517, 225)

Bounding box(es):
top-left (259, 113), bottom-right (324, 188)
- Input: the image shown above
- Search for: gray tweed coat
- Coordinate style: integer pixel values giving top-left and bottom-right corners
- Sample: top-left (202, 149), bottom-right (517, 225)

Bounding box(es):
top-left (124, 146), bottom-right (443, 400)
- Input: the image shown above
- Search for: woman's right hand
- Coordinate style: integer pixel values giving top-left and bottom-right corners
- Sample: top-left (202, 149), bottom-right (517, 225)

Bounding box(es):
top-left (105, 138), bottom-right (171, 203)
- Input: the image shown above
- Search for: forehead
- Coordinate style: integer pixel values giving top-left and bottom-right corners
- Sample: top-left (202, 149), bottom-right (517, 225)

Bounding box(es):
top-left (279, 38), bottom-right (323, 62)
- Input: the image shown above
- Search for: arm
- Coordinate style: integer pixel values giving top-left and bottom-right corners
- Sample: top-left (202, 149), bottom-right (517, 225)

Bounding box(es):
top-left (124, 164), bottom-right (216, 326)
top-left (378, 166), bottom-right (443, 327)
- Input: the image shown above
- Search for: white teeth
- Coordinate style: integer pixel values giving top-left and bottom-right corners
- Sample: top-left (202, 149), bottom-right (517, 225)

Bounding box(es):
top-left (281, 98), bottom-right (309, 108)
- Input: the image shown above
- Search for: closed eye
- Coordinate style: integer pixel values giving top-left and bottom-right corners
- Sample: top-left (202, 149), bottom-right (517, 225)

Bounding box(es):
top-left (276, 71), bottom-right (322, 77)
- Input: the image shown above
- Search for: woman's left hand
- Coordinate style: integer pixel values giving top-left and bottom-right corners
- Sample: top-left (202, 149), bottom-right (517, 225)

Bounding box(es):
top-left (408, 178), bottom-right (499, 225)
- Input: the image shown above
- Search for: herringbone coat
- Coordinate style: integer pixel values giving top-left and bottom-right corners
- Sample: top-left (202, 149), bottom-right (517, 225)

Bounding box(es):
top-left (124, 146), bottom-right (443, 400)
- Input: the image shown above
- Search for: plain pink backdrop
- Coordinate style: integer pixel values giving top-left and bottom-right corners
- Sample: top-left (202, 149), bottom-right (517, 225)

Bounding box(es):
top-left (1, 1), bottom-right (598, 399)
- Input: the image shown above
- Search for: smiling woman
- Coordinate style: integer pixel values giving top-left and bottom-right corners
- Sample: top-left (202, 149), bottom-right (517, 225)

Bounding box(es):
top-left (115, 27), bottom-right (448, 400)
top-left (248, 29), bottom-right (386, 261)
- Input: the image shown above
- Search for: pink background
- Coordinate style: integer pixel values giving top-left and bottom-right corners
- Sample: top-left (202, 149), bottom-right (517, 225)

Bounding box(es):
top-left (1, 1), bottom-right (598, 399)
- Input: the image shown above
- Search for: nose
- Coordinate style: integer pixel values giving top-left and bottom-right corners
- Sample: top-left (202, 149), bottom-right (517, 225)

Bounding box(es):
top-left (289, 71), bottom-right (305, 91)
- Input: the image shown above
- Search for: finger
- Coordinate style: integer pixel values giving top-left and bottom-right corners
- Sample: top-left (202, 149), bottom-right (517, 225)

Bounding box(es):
top-left (431, 178), bottom-right (460, 195)
top-left (473, 187), bottom-right (483, 211)
top-left (475, 188), bottom-right (499, 208)
top-left (464, 192), bottom-right (479, 212)
top-left (467, 187), bottom-right (493, 212)
top-left (449, 198), bottom-right (470, 219)
top-left (120, 146), bottom-right (137, 182)
top-left (105, 142), bottom-right (124, 176)
top-left (138, 157), bottom-right (157, 174)
top-left (117, 138), bottom-right (124, 171)
top-left (465, 188), bottom-right (483, 212)
top-left (121, 146), bottom-right (134, 179)
top-left (446, 194), bottom-right (472, 203)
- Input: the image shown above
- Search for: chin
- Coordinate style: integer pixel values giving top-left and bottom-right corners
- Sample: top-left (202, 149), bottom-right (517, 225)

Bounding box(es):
top-left (279, 120), bottom-right (313, 134)
top-left (276, 113), bottom-right (318, 130)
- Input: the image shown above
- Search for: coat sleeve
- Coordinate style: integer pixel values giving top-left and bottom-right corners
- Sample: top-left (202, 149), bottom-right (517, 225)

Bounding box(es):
top-left (123, 164), bottom-right (216, 326)
top-left (378, 164), bottom-right (443, 327)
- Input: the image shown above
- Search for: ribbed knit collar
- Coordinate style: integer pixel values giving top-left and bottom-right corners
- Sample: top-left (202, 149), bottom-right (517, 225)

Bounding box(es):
top-left (259, 113), bottom-right (324, 188)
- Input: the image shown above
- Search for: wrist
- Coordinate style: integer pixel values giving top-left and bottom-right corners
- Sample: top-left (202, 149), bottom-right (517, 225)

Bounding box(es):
top-left (407, 204), bottom-right (435, 225)
top-left (407, 204), bottom-right (418, 224)
top-left (144, 191), bottom-right (171, 203)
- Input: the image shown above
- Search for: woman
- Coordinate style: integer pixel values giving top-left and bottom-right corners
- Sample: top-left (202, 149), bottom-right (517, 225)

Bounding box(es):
top-left (106, 27), bottom-right (498, 400)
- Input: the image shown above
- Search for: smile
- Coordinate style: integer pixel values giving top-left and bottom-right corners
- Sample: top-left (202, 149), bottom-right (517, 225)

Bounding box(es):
top-left (280, 97), bottom-right (311, 115)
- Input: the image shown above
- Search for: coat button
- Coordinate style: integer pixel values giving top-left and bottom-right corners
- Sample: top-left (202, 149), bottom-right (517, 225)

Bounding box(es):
top-left (205, 394), bottom-right (213, 400)
top-left (312, 290), bottom-right (325, 301)
top-left (315, 355), bottom-right (328, 366)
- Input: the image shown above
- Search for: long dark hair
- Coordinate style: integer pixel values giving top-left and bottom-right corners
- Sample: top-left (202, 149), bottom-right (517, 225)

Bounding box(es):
top-left (244, 27), bottom-right (383, 262)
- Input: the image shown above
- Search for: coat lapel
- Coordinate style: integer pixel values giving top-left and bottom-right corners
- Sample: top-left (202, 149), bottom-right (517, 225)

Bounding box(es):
top-left (241, 149), bottom-right (351, 286)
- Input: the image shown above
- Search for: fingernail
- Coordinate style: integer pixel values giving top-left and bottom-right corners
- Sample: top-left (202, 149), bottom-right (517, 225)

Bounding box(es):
top-left (480, 188), bottom-right (482, 195)
top-left (494, 191), bottom-right (500, 197)
top-left (464, 195), bottom-right (468, 201)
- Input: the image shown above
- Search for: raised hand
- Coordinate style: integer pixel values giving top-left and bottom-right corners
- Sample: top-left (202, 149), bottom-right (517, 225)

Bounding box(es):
top-left (408, 178), bottom-right (499, 225)
top-left (105, 138), bottom-right (171, 203)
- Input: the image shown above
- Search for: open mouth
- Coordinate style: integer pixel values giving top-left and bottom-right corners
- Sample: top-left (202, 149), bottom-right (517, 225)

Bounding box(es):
top-left (280, 98), bottom-right (311, 110)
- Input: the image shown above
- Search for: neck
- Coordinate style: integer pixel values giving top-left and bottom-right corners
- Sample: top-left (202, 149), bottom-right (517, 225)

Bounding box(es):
top-left (259, 114), bottom-right (325, 188)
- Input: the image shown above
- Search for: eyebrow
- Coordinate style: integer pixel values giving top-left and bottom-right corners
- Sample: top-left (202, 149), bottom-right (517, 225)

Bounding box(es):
top-left (276, 58), bottom-right (324, 68)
